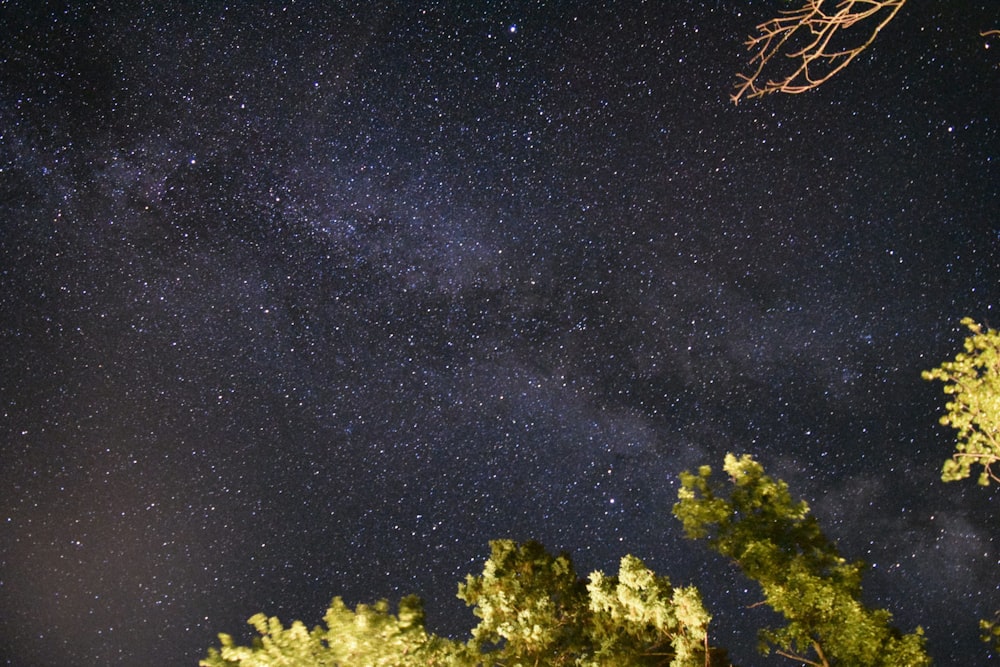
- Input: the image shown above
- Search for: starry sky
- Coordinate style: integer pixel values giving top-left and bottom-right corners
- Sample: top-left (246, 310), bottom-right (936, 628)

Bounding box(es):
top-left (1, 1), bottom-right (998, 665)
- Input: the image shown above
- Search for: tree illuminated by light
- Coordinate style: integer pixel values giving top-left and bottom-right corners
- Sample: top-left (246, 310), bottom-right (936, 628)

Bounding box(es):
top-left (923, 317), bottom-right (1000, 486)
top-left (732, 0), bottom-right (908, 104)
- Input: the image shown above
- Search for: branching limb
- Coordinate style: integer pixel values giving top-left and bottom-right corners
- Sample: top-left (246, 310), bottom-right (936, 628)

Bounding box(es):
top-left (732, 0), bottom-right (907, 104)
top-left (948, 451), bottom-right (1000, 484)
top-left (775, 648), bottom-right (828, 667)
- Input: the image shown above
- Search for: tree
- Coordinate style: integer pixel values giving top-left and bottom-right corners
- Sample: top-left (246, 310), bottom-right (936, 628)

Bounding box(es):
top-left (922, 317), bottom-right (1000, 485)
top-left (924, 317), bottom-right (1000, 653)
top-left (202, 539), bottom-right (727, 667)
top-left (206, 455), bottom-right (948, 666)
top-left (586, 554), bottom-right (722, 666)
top-left (199, 596), bottom-right (466, 667)
top-left (458, 540), bottom-right (587, 665)
top-left (457, 539), bottom-right (589, 665)
top-left (459, 539), bottom-right (727, 666)
top-left (674, 453), bottom-right (930, 666)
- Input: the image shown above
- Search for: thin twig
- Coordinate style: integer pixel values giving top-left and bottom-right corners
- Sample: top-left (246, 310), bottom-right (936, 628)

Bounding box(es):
top-left (732, 0), bottom-right (907, 103)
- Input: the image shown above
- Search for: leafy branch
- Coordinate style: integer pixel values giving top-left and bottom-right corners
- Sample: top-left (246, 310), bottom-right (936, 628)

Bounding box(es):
top-left (923, 317), bottom-right (1000, 486)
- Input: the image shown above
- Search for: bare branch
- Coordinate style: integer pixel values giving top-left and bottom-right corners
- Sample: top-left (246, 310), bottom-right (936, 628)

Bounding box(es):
top-left (732, 0), bottom-right (907, 104)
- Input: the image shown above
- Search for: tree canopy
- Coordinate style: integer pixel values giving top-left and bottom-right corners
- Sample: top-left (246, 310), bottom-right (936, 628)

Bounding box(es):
top-left (200, 595), bottom-right (467, 667)
top-left (922, 317), bottom-right (1000, 486)
top-left (203, 314), bottom-right (1000, 666)
top-left (202, 539), bottom-right (726, 667)
top-left (674, 454), bottom-right (930, 667)
top-left (202, 454), bottom-right (941, 666)
top-left (206, 316), bottom-right (1000, 665)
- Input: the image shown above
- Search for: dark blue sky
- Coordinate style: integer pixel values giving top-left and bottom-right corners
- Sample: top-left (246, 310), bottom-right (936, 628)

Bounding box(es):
top-left (1, 2), bottom-right (997, 664)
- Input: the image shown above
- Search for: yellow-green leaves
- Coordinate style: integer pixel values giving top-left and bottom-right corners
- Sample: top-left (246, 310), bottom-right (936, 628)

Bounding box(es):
top-left (981, 614), bottom-right (1000, 652)
top-left (675, 464), bottom-right (730, 540)
top-left (674, 454), bottom-right (930, 667)
top-left (458, 539), bottom-right (724, 666)
top-left (200, 596), bottom-right (465, 667)
top-left (923, 318), bottom-right (1000, 653)
top-left (204, 540), bottom-right (724, 667)
top-left (922, 317), bottom-right (1000, 485)
top-left (586, 555), bottom-right (717, 667)
top-left (320, 596), bottom-right (461, 666)
top-left (200, 613), bottom-right (336, 667)
top-left (457, 539), bottom-right (587, 664)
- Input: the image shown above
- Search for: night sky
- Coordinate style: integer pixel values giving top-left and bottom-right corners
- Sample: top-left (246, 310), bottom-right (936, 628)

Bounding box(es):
top-left (1, 2), bottom-right (998, 665)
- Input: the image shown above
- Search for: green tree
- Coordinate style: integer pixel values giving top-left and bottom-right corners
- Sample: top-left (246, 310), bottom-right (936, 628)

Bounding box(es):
top-left (674, 453), bottom-right (930, 667)
top-left (922, 317), bottom-right (1000, 486)
top-left (200, 596), bottom-right (466, 667)
top-left (458, 539), bottom-right (589, 664)
top-left (203, 539), bottom-right (726, 667)
top-left (586, 553), bottom-right (723, 666)
top-left (924, 317), bottom-right (1000, 653)
top-left (459, 539), bottom-right (726, 666)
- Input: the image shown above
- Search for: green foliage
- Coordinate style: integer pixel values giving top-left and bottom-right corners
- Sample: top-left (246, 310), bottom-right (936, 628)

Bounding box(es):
top-left (200, 613), bottom-right (333, 667)
top-left (981, 613), bottom-right (1000, 652)
top-left (674, 453), bottom-right (930, 667)
top-left (209, 449), bottom-right (972, 666)
top-left (199, 596), bottom-right (465, 667)
top-left (319, 596), bottom-right (465, 665)
top-left (922, 317), bottom-right (1000, 485)
top-left (203, 539), bottom-right (725, 667)
top-left (457, 539), bottom-right (588, 664)
top-left (586, 554), bottom-right (723, 666)
top-left (459, 539), bottom-right (726, 666)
